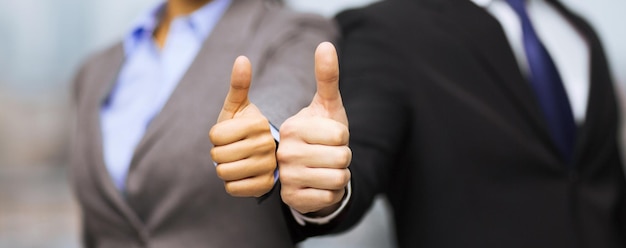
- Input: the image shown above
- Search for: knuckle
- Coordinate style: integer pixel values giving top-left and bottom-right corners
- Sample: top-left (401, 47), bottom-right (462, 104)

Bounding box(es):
top-left (344, 169), bottom-right (352, 184)
top-left (320, 190), bottom-right (337, 206)
top-left (341, 126), bottom-right (350, 144)
top-left (215, 165), bottom-right (228, 180)
top-left (210, 147), bottom-right (222, 163)
top-left (276, 145), bottom-right (295, 163)
top-left (208, 125), bottom-right (223, 145)
top-left (276, 147), bottom-right (287, 162)
top-left (330, 170), bottom-right (349, 189)
top-left (279, 119), bottom-right (298, 138)
top-left (341, 169), bottom-right (352, 187)
top-left (328, 126), bottom-right (348, 145)
top-left (258, 134), bottom-right (277, 152)
top-left (261, 158), bottom-right (277, 173)
top-left (338, 146), bottom-right (352, 168)
top-left (224, 182), bottom-right (239, 196)
top-left (260, 175), bottom-right (275, 193)
top-left (252, 116), bottom-right (270, 131)
top-left (328, 172), bottom-right (342, 189)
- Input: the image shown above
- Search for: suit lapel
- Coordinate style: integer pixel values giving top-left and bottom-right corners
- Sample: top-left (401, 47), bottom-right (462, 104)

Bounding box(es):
top-left (85, 43), bottom-right (147, 233)
top-left (435, 0), bottom-right (618, 166)
top-left (546, 0), bottom-right (619, 167)
top-left (434, 0), bottom-right (559, 157)
top-left (123, 0), bottom-right (270, 226)
top-left (84, 0), bottom-right (271, 233)
top-left (127, 0), bottom-right (266, 192)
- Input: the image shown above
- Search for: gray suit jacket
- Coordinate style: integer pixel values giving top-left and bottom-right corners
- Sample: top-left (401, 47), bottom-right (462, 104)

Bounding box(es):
top-left (70, 1), bottom-right (337, 247)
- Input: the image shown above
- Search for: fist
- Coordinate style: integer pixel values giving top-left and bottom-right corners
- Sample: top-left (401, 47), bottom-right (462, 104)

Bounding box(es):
top-left (209, 56), bottom-right (276, 197)
top-left (278, 42), bottom-right (352, 215)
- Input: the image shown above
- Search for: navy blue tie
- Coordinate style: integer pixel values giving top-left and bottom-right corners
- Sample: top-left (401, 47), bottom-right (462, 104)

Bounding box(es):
top-left (506, 0), bottom-right (576, 164)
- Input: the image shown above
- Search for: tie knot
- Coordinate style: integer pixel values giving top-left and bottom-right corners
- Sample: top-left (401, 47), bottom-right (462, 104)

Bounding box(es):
top-left (505, 0), bottom-right (526, 5)
top-left (505, 0), bottom-right (528, 16)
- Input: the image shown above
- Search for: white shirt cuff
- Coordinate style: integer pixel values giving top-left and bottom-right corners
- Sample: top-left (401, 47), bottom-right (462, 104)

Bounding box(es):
top-left (290, 181), bottom-right (352, 226)
top-left (269, 123), bottom-right (279, 183)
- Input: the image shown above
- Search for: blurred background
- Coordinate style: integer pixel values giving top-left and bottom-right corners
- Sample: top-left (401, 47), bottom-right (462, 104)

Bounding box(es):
top-left (0, 0), bottom-right (623, 247)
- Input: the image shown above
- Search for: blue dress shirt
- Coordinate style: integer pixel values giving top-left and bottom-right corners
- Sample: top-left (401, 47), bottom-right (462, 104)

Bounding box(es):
top-left (100, 0), bottom-right (232, 190)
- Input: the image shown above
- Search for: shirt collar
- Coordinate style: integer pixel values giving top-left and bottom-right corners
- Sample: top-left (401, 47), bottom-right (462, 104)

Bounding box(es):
top-left (123, 0), bottom-right (232, 56)
top-left (123, 3), bottom-right (163, 56)
top-left (186, 0), bottom-right (232, 41)
top-left (471, 0), bottom-right (493, 7)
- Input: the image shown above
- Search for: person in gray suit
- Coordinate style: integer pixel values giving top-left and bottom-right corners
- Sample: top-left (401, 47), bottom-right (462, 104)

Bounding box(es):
top-left (70, 0), bottom-right (336, 246)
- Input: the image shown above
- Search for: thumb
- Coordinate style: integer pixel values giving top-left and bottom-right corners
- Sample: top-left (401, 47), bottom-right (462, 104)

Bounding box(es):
top-left (218, 56), bottom-right (252, 122)
top-left (311, 42), bottom-right (347, 125)
top-left (314, 42), bottom-right (340, 105)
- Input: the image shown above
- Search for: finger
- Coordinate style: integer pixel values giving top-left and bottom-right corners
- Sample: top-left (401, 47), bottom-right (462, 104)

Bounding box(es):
top-left (280, 116), bottom-right (349, 145)
top-left (209, 114), bottom-right (270, 146)
top-left (216, 155), bottom-right (276, 181)
top-left (224, 174), bottom-right (275, 197)
top-left (277, 143), bottom-right (351, 169)
top-left (281, 188), bottom-right (345, 214)
top-left (218, 56), bottom-right (252, 122)
top-left (280, 167), bottom-right (350, 191)
top-left (314, 42), bottom-right (340, 104)
top-left (210, 133), bottom-right (275, 163)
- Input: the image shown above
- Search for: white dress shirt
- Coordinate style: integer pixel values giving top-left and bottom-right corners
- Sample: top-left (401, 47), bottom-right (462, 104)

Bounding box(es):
top-left (472, 0), bottom-right (590, 123)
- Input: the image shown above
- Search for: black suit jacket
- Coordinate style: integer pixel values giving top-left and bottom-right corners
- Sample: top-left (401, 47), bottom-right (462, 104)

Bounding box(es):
top-left (293, 0), bottom-right (626, 247)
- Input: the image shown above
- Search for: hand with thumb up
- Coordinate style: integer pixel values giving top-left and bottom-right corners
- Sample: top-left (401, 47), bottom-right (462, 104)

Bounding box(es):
top-left (209, 56), bottom-right (277, 197)
top-left (278, 42), bottom-right (352, 215)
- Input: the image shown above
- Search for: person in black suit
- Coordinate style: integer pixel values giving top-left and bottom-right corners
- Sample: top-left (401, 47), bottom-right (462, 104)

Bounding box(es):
top-left (278, 0), bottom-right (626, 247)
